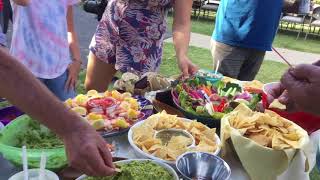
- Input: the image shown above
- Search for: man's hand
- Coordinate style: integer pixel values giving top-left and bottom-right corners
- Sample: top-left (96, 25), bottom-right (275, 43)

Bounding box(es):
top-left (65, 61), bottom-right (81, 91)
top-left (177, 56), bottom-right (198, 79)
top-left (281, 63), bottom-right (320, 115)
top-left (63, 123), bottom-right (115, 177)
top-left (265, 82), bottom-right (297, 111)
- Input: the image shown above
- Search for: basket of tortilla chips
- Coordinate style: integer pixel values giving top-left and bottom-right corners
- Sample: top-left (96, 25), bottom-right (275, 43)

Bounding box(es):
top-left (221, 104), bottom-right (312, 180)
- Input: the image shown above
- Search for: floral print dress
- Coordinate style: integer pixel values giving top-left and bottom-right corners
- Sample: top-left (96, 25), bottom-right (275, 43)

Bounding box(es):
top-left (90, 0), bottom-right (173, 75)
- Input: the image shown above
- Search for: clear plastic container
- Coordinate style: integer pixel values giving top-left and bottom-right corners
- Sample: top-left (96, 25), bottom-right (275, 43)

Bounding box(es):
top-left (8, 169), bottom-right (59, 180)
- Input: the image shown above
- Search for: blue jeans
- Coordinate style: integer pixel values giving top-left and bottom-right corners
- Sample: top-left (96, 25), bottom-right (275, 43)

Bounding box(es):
top-left (38, 70), bottom-right (76, 101)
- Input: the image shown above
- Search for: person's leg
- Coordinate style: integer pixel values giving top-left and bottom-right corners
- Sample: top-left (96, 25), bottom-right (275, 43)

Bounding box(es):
top-left (45, 71), bottom-right (76, 101)
top-left (213, 41), bottom-right (246, 79)
top-left (85, 51), bottom-right (117, 92)
top-left (237, 50), bottom-right (265, 81)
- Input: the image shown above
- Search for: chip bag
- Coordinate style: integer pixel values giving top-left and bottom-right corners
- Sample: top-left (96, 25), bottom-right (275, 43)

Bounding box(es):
top-left (221, 104), bottom-right (313, 180)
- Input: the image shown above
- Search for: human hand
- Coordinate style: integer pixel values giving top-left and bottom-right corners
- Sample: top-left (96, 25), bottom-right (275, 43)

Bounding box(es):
top-left (265, 82), bottom-right (297, 111)
top-left (177, 55), bottom-right (198, 79)
top-left (265, 82), bottom-right (288, 104)
top-left (66, 61), bottom-right (81, 91)
top-left (62, 122), bottom-right (115, 177)
top-left (280, 63), bottom-right (320, 115)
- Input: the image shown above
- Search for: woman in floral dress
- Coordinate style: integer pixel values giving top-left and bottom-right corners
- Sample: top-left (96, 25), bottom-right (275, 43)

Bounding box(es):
top-left (85, 0), bottom-right (197, 92)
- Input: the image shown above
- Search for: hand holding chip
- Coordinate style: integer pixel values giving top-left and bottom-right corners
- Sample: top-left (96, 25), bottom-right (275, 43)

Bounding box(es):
top-left (280, 62), bottom-right (320, 115)
top-left (266, 82), bottom-right (296, 111)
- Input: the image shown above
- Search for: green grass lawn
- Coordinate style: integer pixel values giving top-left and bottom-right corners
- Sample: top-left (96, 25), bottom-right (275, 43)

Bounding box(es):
top-left (166, 14), bottom-right (320, 54)
top-left (77, 43), bottom-right (319, 179)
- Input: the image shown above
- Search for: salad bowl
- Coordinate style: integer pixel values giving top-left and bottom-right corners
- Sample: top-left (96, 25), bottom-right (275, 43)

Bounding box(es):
top-left (171, 77), bottom-right (263, 131)
top-left (171, 89), bottom-right (221, 129)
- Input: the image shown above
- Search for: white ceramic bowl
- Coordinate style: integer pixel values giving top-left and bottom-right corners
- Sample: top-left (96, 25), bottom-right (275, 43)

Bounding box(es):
top-left (8, 169), bottom-right (59, 180)
top-left (128, 119), bottom-right (221, 165)
top-left (76, 159), bottom-right (179, 180)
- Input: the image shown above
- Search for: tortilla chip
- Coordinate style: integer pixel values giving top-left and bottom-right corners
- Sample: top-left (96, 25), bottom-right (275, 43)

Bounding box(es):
top-left (283, 132), bottom-right (300, 141)
top-left (228, 104), bottom-right (302, 150)
top-left (140, 138), bottom-right (161, 150)
top-left (133, 111), bottom-right (218, 161)
top-left (247, 133), bottom-right (272, 147)
top-left (269, 99), bottom-right (286, 110)
top-left (243, 80), bottom-right (264, 90)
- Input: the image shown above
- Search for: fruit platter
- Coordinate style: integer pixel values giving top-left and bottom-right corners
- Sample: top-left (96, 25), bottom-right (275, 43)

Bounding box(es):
top-left (65, 90), bottom-right (153, 138)
top-left (171, 76), bottom-right (263, 128)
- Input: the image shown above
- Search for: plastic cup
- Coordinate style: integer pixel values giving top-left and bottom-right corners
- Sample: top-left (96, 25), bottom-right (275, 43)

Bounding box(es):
top-left (8, 169), bottom-right (59, 180)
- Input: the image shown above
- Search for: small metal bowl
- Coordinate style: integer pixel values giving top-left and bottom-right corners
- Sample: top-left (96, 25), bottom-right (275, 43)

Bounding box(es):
top-left (176, 152), bottom-right (231, 180)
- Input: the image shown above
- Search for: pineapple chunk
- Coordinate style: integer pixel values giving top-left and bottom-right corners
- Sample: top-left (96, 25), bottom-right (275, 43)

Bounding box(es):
top-left (91, 119), bottom-right (105, 130)
top-left (122, 92), bottom-right (132, 99)
top-left (71, 107), bottom-right (87, 116)
top-left (114, 118), bottom-right (129, 129)
top-left (128, 109), bottom-right (139, 119)
top-left (111, 90), bottom-right (122, 100)
top-left (87, 90), bottom-right (99, 97)
top-left (104, 90), bottom-right (111, 97)
top-left (64, 98), bottom-right (74, 108)
top-left (129, 98), bottom-right (139, 110)
top-left (87, 113), bottom-right (104, 121)
top-left (119, 101), bottom-right (130, 110)
top-left (74, 94), bottom-right (88, 106)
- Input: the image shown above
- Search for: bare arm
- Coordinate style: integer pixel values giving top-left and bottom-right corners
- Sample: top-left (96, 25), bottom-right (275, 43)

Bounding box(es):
top-left (172, 0), bottom-right (198, 77)
top-left (67, 5), bottom-right (81, 62)
top-left (12, 0), bottom-right (30, 6)
top-left (66, 5), bottom-right (81, 91)
top-left (172, 0), bottom-right (192, 59)
top-left (0, 48), bottom-right (115, 176)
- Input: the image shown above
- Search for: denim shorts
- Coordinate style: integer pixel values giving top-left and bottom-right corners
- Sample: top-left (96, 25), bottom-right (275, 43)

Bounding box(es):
top-left (38, 70), bottom-right (76, 101)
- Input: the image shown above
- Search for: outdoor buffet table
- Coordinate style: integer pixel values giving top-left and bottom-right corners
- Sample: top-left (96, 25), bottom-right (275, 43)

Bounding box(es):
top-left (0, 134), bottom-right (249, 180)
top-left (0, 74), bottom-right (319, 180)
top-left (1, 131), bottom-right (318, 180)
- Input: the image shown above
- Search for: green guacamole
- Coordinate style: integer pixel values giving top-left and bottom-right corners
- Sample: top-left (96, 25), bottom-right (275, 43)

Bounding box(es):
top-left (16, 120), bottom-right (63, 149)
top-left (85, 161), bottom-right (174, 180)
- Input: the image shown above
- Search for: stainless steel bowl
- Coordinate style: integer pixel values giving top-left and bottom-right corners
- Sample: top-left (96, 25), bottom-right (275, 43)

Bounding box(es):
top-left (176, 152), bottom-right (231, 180)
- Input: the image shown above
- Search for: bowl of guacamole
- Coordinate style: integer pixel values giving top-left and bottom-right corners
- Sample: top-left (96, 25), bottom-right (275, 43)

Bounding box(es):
top-left (78, 159), bottom-right (179, 180)
top-left (0, 115), bottom-right (67, 171)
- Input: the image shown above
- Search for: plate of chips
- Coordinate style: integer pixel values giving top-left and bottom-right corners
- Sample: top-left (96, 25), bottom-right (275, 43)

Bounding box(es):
top-left (65, 90), bottom-right (153, 138)
top-left (128, 111), bottom-right (220, 165)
